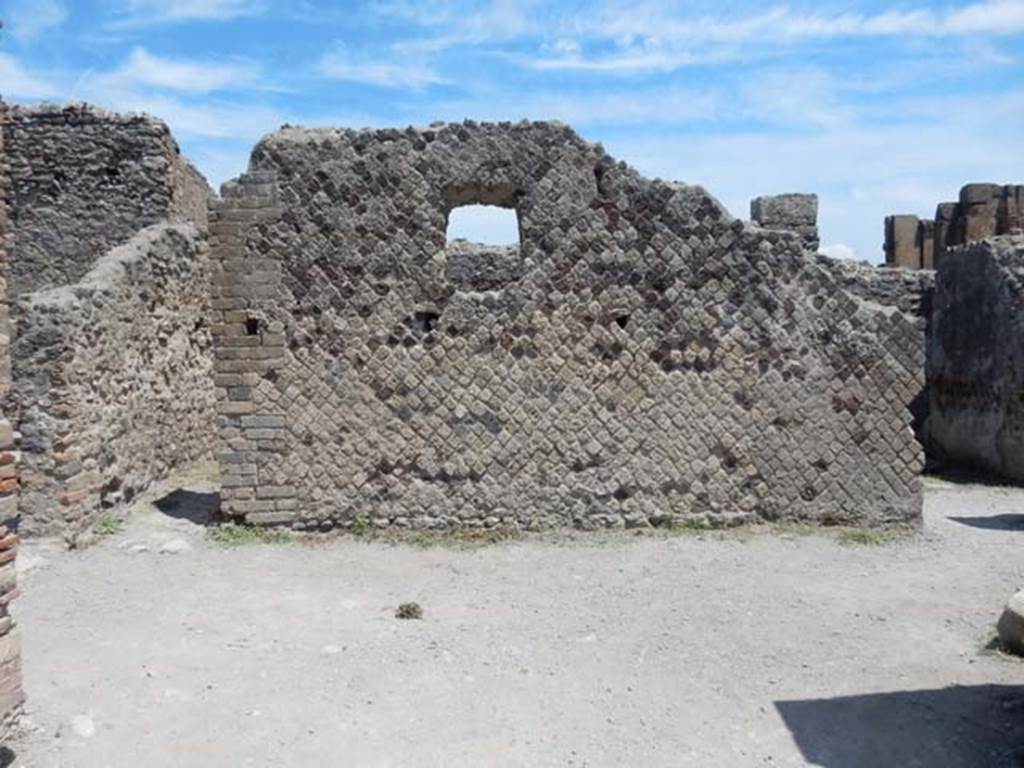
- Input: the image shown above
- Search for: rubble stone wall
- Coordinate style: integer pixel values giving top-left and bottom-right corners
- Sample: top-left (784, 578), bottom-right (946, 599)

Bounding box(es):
top-left (0, 101), bottom-right (24, 739)
top-left (212, 121), bottom-right (925, 531)
top-left (2, 104), bottom-right (209, 296)
top-left (14, 223), bottom-right (216, 538)
top-left (929, 235), bottom-right (1024, 481)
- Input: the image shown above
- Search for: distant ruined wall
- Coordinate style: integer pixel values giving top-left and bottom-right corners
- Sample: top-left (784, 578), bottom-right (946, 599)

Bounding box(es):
top-left (13, 223), bottom-right (216, 538)
top-left (0, 101), bottom-right (24, 739)
top-left (885, 215), bottom-right (935, 270)
top-left (2, 104), bottom-right (209, 296)
top-left (929, 235), bottom-right (1024, 482)
top-left (750, 193), bottom-right (819, 252)
top-left (212, 121), bottom-right (925, 531)
top-left (885, 183), bottom-right (1024, 270)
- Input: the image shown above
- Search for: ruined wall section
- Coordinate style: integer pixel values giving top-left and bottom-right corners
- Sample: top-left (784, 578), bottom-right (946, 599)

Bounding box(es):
top-left (815, 257), bottom-right (933, 447)
top-left (213, 121), bottom-right (924, 531)
top-left (0, 100), bottom-right (24, 738)
top-left (2, 103), bottom-right (210, 297)
top-left (750, 193), bottom-right (819, 252)
top-left (14, 223), bottom-right (216, 538)
top-left (929, 235), bottom-right (1024, 482)
top-left (885, 183), bottom-right (1024, 270)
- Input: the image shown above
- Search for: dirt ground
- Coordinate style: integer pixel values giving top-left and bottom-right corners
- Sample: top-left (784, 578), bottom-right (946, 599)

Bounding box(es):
top-left (5, 472), bottom-right (1024, 767)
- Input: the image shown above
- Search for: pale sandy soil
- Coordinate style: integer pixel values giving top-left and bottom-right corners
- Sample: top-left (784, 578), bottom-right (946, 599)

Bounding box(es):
top-left (5, 473), bottom-right (1024, 767)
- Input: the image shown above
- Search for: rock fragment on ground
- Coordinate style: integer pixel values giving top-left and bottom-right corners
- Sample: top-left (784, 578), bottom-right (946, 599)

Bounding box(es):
top-left (997, 590), bottom-right (1024, 655)
top-left (159, 538), bottom-right (192, 555)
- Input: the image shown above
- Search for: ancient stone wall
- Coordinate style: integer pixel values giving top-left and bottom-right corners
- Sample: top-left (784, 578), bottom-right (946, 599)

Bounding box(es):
top-left (14, 223), bottom-right (216, 538)
top-left (884, 215), bottom-right (935, 270)
top-left (2, 103), bottom-right (209, 297)
top-left (0, 101), bottom-right (24, 739)
top-left (928, 235), bottom-right (1024, 481)
top-left (750, 193), bottom-right (819, 252)
top-left (212, 121), bottom-right (925, 531)
top-left (885, 184), bottom-right (1024, 270)
top-left (815, 256), bottom-right (933, 447)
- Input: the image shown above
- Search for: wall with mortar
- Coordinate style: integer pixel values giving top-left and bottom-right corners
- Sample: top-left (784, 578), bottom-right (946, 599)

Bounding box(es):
top-left (2, 103), bottom-right (209, 297)
top-left (13, 223), bottom-right (216, 539)
top-left (0, 101), bottom-right (24, 740)
top-left (211, 121), bottom-right (926, 531)
top-left (928, 235), bottom-right (1024, 482)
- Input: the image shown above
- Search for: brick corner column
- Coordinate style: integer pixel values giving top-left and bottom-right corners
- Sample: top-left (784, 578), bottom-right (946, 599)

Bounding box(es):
top-left (209, 172), bottom-right (296, 526)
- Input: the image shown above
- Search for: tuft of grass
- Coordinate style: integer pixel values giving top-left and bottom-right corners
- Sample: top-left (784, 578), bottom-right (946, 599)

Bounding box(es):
top-left (93, 513), bottom-right (125, 538)
top-left (678, 517), bottom-right (709, 533)
top-left (382, 525), bottom-right (522, 549)
top-left (835, 528), bottom-right (894, 547)
top-left (350, 514), bottom-right (373, 538)
top-left (647, 516), bottom-right (708, 534)
top-left (395, 602), bottom-right (423, 620)
top-left (345, 519), bottom-right (523, 549)
top-left (207, 522), bottom-right (292, 547)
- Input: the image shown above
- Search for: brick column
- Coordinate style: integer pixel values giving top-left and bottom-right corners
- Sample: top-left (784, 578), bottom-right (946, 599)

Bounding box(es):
top-left (0, 100), bottom-right (24, 736)
top-left (209, 172), bottom-right (296, 525)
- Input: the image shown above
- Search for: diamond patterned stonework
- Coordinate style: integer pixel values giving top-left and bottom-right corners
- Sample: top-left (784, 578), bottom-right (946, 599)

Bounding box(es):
top-left (211, 121), bottom-right (926, 531)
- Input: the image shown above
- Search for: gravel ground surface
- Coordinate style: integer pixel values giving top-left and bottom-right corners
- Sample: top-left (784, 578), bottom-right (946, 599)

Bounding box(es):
top-left (5, 473), bottom-right (1024, 767)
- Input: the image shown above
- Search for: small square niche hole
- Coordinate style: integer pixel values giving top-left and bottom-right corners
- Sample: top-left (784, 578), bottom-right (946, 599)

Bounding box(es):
top-left (245, 317), bottom-right (261, 335)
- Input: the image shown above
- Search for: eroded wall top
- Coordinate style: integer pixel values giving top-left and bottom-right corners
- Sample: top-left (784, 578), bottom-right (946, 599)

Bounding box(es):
top-left (3, 103), bottom-right (210, 296)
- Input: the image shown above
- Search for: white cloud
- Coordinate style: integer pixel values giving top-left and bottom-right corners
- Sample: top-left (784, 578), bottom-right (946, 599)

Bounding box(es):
top-left (585, 0), bottom-right (1024, 44)
top-left (385, 0), bottom-right (542, 55)
top-left (510, 0), bottom-right (1024, 74)
top-left (319, 50), bottom-right (448, 89)
top-left (945, 0), bottom-right (1024, 33)
top-left (6, 0), bottom-right (68, 41)
top-left (72, 85), bottom-right (285, 141)
top-left (113, 0), bottom-right (265, 25)
top-left (603, 89), bottom-right (1024, 264)
top-left (820, 243), bottom-right (861, 261)
top-left (0, 54), bottom-right (59, 100)
top-left (108, 47), bottom-right (260, 93)
top-left (521, 47), bottom-right (698, 73)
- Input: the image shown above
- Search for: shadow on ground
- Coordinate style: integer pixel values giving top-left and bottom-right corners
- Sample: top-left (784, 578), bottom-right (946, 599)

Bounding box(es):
top-left (926, 463), bottom-right (1022, 489)
top-left (153, 489), bottom-right (221, 526)
top-left (949, 514), bottom-right (1024, 531)
top-left (776, 684), bottom-right (1024, 767)
top-left (0, 746), bottom-right (14, 767)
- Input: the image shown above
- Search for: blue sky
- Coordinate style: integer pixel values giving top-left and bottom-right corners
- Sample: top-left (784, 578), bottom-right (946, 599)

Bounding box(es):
top-left (2, 0), bottom-right (1023, 260)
